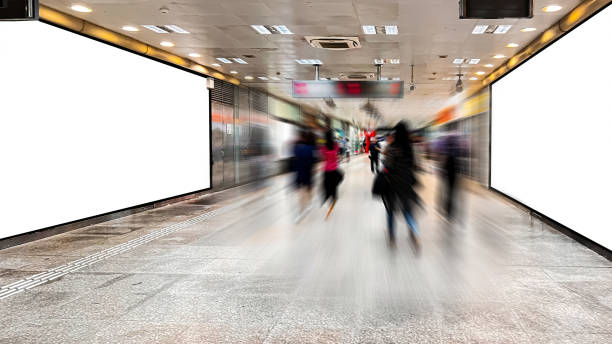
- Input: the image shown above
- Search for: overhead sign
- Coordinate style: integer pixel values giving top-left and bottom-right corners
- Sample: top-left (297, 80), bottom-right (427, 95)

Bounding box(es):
top-left (292, 80), bottom-right (404, 99)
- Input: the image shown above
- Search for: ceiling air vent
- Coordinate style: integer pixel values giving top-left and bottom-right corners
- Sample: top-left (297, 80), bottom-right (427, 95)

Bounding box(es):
top-left (305, 36), bottom-right (361, 50)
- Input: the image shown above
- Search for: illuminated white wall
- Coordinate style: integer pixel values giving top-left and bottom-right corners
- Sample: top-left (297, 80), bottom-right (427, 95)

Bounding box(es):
top-left (491, 5), bottom-right (612, 250)
top-left (0, 21), bottom-right (210, 239)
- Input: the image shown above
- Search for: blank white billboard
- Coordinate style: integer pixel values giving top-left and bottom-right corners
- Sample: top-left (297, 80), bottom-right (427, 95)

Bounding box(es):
top-left (491, 5), bottom-right (612, 250)
top-left (0, 22), bottom-right (210, 239)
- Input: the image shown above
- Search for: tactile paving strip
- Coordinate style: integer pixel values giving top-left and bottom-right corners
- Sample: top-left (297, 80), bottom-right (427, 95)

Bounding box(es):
top-left (0, 195), bottom-right (257, 300)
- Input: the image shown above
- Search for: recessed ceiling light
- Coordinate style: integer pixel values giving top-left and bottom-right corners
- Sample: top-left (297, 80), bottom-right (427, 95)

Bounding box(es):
top-left (211, 63), bottom-right (221, 67)
top-left (542, 5), bottom-right (562, 12)
top-left (493, 25), bottom-right (512, 34)
top-left (493, 54), bottom-right (505, 59)
top-left (520, 27), bottom-right (537, 32)
top-left (160, 41), bottom-right (174, 47)
top-left (388, 59), bottom-right (400, 64)
top-left (251, 25), bottom-right (271, 34)
top-left (472, 25), bottom-right (488, 34)
top-left (381, 77), bottom-right (389, 80)
top-left (272, 25), bottom-right (293, 34)
top-left (453, 58), bottom-right (464, 64)
top-left (142, 25), bottom-right (169, 33)
top-left (122, 26), bottom-right (139, 32)
top-left (468, 59), bottom-right (480, 64)
top-left (244, 76), bottom-right (254, 80)
top-left (188, 53), bottom-right (201, 58)
top-left (469, 77), bottom-right (478, 80)
top-left (362, 25), bottom-right (376, 35)
top-left (506, 43), bottom-right (519, 48)
top-left (319, 77), bottom-right (328, 80)
top-left (270, 76), bottom-right (280, 81)
top-left (230, 70), bottom-right (238, 74)
top-left (374, 59), bottom-right (385, 65)
top-left (384, 25), bottom-right (398, 35)
top-left (484, 64), bottom-right (494, 68)
top-left (258, 76), bottom-right (269, 80)
top-left (392, 77), bottom-right (400, 81)
top-left (164, 25), bottom-right (190, 34)
top-left (232, 58), bottom-right (248, 64)
top-left (216, 58), bottom-right (232, 64)
top-left (331, 77), bottom-right (339, 81)
top-left (476, 71), bottom-right (485, 75)
top-left (71, 4), bottom-right (92, 13)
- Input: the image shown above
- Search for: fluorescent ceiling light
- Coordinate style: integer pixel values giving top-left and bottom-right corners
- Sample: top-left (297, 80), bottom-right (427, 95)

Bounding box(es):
top-left (251, 25), bottom-right (271, 34)
top-left (472, 25), bottom-right (488, 34)
top-left (211, 63), bottom-right (221, 67)
top-left (71, 4), bottom-right (92, 13)
top-left (244, 76), bottom-right (254, 80)
top-left (270, 76), bottom-right (280, 81)
top-left (484, 64), bottom-right (494, 68)
top-left (385, 25), bottom-right (398, 35)
top-left (476, 71), bottom-right (485, 75)
top-left (142, 25), bottom-right (168, 33)
top-left (542, 5), bottom-right (562, 12)
top-left (374, 59), bottom-right (385, 65)
top-left (362, 25), bottom-right (376, 35)
top-left (493, 54), bottom-right (505, 59)
top-left (392, 77), bottom-right (400, 81)
top-left (319, 78), bottom-right (328, 80)
top-left (468, 58), bottom-right (480, 64)
top-left (188, 53), bottom-right (201, 58)
top-left (258, 76), bottom-right (269, 80)
top-left (216, 58), bottom-right (232, 63)
top-left (272, 25), bottom-right (293, 34)
top-left (296, 59), bottom-right (322, 64)
top-left (389, 59), bottom-right (400, 64)
top-left (494, 25), bottom-right (512, 34)
top-left (164, 25), bottom-right (190, 34)
top-left (230, 70), bottom-right (238, 74)
top-left (122, 26), bottom-right (139, 32)
top-left (520, 27), bottom-right (537, 32)
top-left (469, 77), bottom-right (478, 80)
top-left (232, 58), bottom-right (248, 64)
top-left (453, 58), bottom-right (464, 64)
top-left (381, 77), bottom-right (389, 80)
top-left (160, 41), bottom-right (174, 47)
top-left (506, 43), bottom-right (519, 48)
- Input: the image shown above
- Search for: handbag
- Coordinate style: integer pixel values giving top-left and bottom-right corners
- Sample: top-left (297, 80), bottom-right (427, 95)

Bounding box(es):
top-left (372, 172), bottom-right (388, 196)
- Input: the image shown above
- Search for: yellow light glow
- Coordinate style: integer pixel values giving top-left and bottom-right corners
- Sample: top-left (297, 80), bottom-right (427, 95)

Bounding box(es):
top-left (506, 43), bottom-right (519, 48)
top-left (520, 27), bottom-right (537, 32)
top-left (121, 26), bottom-right (138, 32)
top-left (71, 4), bottom-right (92, 13)
top-left (160, 41), bottom-right (174, 47)
top-left (484, 64), bottom-right (494, 68)
top-left (476, 71), bottom-right (485, 75)
top-left (493, 54), bottom-right (505, 59)
top-left (542, 5), bottom-right (562, 12)
top-left (469, 77), bottom-right (478, 80)
top-left (230, 71), bottom-right (238, 74)
top-left (245, 76), bottom-right (254, 80)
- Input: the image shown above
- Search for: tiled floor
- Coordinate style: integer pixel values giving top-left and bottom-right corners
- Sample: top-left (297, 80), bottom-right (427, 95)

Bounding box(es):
top-left (1, 156), bottom-right (610, 343)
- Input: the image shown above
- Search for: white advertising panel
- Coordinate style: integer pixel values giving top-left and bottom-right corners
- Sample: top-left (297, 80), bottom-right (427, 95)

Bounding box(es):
top-left (0, 22), bottom-right (210, 239)
top-left (491, 5), bottom-right (612, 249)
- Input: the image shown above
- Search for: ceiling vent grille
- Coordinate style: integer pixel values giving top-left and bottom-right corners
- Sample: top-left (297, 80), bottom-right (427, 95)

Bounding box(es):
top-left (305, 36), bottom-right (361, 50)
top-left (211, 80), bottom-right (235, 105)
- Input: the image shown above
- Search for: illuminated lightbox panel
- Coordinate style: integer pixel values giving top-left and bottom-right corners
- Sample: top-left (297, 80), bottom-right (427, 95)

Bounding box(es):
top-left (491, 5), bottom-right (612, 250)
top-left (0, 21), bottom-right (210, 239)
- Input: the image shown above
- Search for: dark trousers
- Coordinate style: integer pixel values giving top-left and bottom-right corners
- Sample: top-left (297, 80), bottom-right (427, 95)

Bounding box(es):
top-left (370, 157), bottom-right (379, 173)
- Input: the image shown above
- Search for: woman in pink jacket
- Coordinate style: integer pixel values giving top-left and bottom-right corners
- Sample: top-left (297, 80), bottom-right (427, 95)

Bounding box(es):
top-left (321, 130), bottom-right (343, 219)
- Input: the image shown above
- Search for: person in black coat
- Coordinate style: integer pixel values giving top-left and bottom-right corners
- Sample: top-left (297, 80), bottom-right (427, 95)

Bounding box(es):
top-left (381, 121), bottom-right (421, 244)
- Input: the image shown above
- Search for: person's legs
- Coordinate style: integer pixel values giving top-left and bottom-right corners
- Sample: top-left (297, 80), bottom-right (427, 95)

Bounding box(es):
top-left (387, 210), bottom-right (395, 240)
top-left (403, 210), bottom-right (419, 236)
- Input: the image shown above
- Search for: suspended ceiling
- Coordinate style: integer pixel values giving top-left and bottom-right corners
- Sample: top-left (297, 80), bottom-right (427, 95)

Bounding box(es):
top-left (41, 0), bottom-right (582, 127)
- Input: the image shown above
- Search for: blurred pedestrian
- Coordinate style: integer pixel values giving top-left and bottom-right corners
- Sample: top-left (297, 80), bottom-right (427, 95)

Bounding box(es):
top-left (381, 122), bottom-right (421, 245)
top-left (440, 130), bottom-right (460, 220)
top-left (321, 130), bottom-right (342, 219)
top-left (293, 130), bottom-right (317, 221)
top-left (369, 137), bottom-right (381, 173)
